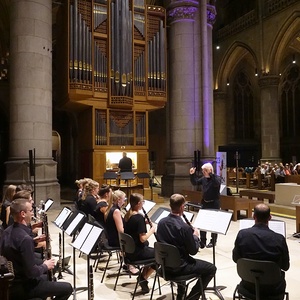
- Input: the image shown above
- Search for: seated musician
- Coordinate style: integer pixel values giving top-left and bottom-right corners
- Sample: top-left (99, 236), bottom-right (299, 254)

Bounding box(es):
top-left (80, 179), bottom-right (100, 219)
top-left (105, 190), bottom-right (138, 275)
top-left (94, 184), bottom-right (111, 227)
top-left (156, 193), bottom-right (216, 300)
top-left (232, 203), bottom-right (290, 298)
top-left (124, 193), bottom-right (156, 293)
top-left (0, 198), bottom-right (73, 300)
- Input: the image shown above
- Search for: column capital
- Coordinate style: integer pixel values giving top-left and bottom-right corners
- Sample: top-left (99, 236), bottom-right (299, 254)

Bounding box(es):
top-left (207, 3), bottom-right (217, 26)
top-left (167, 0), bottom-right (198, 24)
top-left (258, 74), bottom-right (280, 87)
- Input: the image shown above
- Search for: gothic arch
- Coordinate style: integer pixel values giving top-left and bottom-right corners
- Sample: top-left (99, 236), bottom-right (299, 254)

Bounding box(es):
top-left (215, 41), bottom-right (258, 90)
top-left (269, 10), bottom-right (300, 73)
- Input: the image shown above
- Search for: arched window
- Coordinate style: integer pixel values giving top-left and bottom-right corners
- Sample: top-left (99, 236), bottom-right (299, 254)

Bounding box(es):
top-left (280, 65), bottom-right (300, 137)
top-left (233, 71), bottom-right (254, 140)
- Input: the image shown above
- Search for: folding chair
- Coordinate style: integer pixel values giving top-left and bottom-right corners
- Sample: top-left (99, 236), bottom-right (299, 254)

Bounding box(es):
top-left (233, 258), bottom-right (289, 300)
top-left (114, 232), bottom-right (156, 299)
top-left (92, 222), bottom-right (121, 283)
top-left (150, 242), bottom-right (205, 300)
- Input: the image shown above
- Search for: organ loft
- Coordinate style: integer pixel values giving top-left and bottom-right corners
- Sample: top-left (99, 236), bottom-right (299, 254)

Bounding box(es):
top-left (55, 0), bottom-right (167, 184)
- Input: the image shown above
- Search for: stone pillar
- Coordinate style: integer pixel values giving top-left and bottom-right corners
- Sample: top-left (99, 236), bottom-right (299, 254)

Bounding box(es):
top-left (162, 0), bottom-right (199, 196)
top-left (6, 0), bottom-right (60, 207)
top-left (214, 90), bottom-right (227, 148)
top-left (201, 0), bottom-right (216, 159)
top-left (258, 75), bottom-right (281, 164)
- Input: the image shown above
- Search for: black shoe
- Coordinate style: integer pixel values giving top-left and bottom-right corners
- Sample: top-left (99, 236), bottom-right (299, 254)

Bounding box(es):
top-left (200, 241), bottom-right (206, 249)
top-left (206, 242), bottom-right (215, 248)
top-left (137, 275), bottom-right (149, 293)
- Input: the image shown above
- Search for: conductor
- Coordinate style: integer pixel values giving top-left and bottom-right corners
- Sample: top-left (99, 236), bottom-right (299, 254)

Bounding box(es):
top-left (190, 162), bottom-right (221, 248)
top-left (118, 152), bottom-right (133, 173)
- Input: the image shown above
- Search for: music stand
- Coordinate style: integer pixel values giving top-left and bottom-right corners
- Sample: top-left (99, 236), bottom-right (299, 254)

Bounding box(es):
top-left (240, 218), bottom-right (286, 238)
top-left (63, 211), bottom-right (87, 299)
top-left (52, 207), bottom-right (73, 276)
top-left (150, 207), bottom-right (194, 225)
top-left (71, 223), bottom-right (103, 300)
top-left (193, 209), bottom-right (232, 300)
top-left (125, 199), bottom-right (156, 215)
top-left (120, 172), bottom-right (135, 198)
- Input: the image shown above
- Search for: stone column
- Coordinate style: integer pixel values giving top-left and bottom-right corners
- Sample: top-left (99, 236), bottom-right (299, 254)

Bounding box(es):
top-left (214, 90), bottom-right (227, 147)
top-left (201, 0), bottom-right (216, 159)
top-left (162, 0), bottom-right (199, 196)
top-left (258, 75), bottom-right (281, 164)
top-left (6, 0), bottom-right (60, 207)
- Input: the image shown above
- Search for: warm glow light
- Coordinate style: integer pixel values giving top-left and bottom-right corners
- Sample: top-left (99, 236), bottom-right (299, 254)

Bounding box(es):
top-left (216, 45), bottom-right (220, 50)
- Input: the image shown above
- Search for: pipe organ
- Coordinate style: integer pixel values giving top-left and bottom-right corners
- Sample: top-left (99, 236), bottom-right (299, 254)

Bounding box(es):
top-left (65, 0), bottom-right (166, 182)
top-left (68, 0), bottom-right (167, 104)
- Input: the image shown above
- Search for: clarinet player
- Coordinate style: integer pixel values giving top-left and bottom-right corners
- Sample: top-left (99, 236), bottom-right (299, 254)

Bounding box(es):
top-left (0, 198), bottom-right (73, 300)
top-left (157, 194), bottom-right (216, 300)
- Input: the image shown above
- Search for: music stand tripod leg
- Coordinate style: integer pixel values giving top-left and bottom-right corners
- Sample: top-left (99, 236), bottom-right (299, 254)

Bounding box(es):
top-left (204, 238), bottom-right (226, 300)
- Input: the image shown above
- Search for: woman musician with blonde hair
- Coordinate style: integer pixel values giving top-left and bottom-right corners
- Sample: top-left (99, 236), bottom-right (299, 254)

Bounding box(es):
top-left (124, 193), bottom-right (156, 293)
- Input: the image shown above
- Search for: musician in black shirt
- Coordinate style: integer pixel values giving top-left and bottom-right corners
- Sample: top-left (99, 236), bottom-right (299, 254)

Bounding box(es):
top-left (157, 194), bottom-right (216, 300)
top-left (0, 198), bottom-right (73, 300)
top-left (190, 162), bottom-right (222, 248)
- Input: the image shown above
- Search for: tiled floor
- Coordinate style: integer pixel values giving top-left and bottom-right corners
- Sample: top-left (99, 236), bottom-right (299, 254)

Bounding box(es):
top-left (46, 197), bottom-right (300, 300)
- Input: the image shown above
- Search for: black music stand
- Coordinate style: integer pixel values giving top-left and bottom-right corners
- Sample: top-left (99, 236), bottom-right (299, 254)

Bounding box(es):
top-left (120, 171), bottom-right (135, 198)
top-left (63, 211), bottom-right (87, 299)
top-left (52, 207), bottom-right (73, 276)
top-left (193, 209), bottom-right (232, 300)
top-left (71, 223), bottom-right (103, 300)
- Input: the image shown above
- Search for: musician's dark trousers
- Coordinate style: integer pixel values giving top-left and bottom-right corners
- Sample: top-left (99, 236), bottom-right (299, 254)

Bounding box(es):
top-left (176, 259), bottom-right (216, 300)
top-left (9, 275), bottom-right (73, 300)
top-left (200, 199), bottom-right (220, 246)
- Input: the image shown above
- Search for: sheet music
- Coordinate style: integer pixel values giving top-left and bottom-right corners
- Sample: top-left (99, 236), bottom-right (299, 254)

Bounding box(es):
top-left (182, 211), bottom-right (194, 223)
top-left (80, 226), bottom-right (103, 255)
top-left (54, 207), bottom-right (72, 228)
top-left (154, 210), bottom-right (170, 224)
top-left (239, 219), bottom-right (286, 238)
top-left (71, 223), bottom-right (93, 250)
top-left (44, 199), bottom-right (54, 212)
top-left (193, 209), bottom-right (232, 235)
top-left (65, 213), bottom-right (85, 236)
top-left (126, 199), bottom-right (156, 215)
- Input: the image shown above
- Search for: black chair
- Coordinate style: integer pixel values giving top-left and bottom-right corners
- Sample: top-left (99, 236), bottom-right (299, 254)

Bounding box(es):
top-left (92, 222), bottom-right (121, 283)
top-left (150, 242), bottom-right (204, 300)
top-left (114, 232), bottom-right (156, 299)
top-left (136, 172), bottom-right (151, 195)
top-left (233, 258), bottom-right (289, 300)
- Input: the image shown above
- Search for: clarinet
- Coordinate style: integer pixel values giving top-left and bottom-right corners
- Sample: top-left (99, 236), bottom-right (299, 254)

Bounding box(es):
top-left (43, 213), bottom-right (54, 282)
top-left (57, 233), bottom-right (63, 280)
top-left (182, 213), bottom-right (194, 229)
top-left (89, 265), bottom-right (94, 300)
top-left (142, 207), bottom-right (157, 239)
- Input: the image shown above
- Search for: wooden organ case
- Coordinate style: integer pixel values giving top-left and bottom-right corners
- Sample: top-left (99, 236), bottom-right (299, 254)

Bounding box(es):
top-left (63, 0), bottom-right (167, 183)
